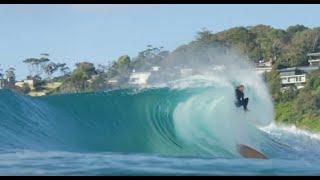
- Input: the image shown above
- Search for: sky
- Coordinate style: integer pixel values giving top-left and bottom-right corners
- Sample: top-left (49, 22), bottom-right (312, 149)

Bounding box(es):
top-left (0, 4), bottom-right (320, 80)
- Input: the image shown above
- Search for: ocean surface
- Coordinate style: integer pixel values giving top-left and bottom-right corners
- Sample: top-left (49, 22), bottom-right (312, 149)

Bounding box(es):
top-left (1, 75), bottom-right (320, 175)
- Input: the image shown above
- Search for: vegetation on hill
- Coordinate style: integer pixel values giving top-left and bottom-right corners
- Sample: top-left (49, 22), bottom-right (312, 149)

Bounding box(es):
top-left (269, 70), bottom-right (320, 132)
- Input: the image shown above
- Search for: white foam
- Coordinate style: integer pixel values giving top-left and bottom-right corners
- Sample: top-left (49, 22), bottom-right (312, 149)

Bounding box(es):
top-left (261, 123), bottom-right (320, 140)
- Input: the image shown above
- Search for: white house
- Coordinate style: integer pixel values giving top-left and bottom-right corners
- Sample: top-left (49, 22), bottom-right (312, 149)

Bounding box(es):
top-left (254, 67), bottom-right (272, 74)
top-left (255, 59), bottom-right (273, 74)
top-left (307, 52), bottom-right (320, 66)
top-left (15, 79), bottom-right (35, 90)
top-left (87, 75), bottom-right (99, 84)
top-left (277, 67), bottom-right (306, 89)
top-left (129, 72), bottom-right (151, 85)
top-left (108, 78), bottom-right (118, 85)
top-left (280, 74), bottom-right (306, 85)
top-left (151, 66), bottom-right (160, 72)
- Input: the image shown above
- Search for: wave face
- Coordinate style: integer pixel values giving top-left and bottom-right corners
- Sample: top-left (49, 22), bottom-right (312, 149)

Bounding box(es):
top-left (2, 75), bottom-right (320, 175)
top-left (0, 73), bottom-right (274, 158)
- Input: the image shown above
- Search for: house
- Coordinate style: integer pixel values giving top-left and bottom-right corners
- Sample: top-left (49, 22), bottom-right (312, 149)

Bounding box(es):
top-left (107, 78), bottom-right (119, 85)
top-left (277, 68), bottom-right (306, 89)
top-left (277, 63), bottom-right (320, 90)
top-left (129, 71), bottom-right (151, 85)
top-left (180, 68), bottom-right (193, 77)
top-left (6, 76), bottom-right (16, 86)
top-left (15, 79), bottom-right (35, 90)
top-left (255, 59), bottom-right (273, 74)
top-left (255, 67), bottom-right (272, 74)
top-left (151, 66), bottom-right (160, 72)
top-left (87, 75), bottom-right (99, 84)
top-left (258, 58), bottom-right (274, 67)
top-left (43, 82), bottom-right (62, 90)
top-left (307, 52), bottom-right (320, 66)
top-left (296, 66), bottom-right (320, 74)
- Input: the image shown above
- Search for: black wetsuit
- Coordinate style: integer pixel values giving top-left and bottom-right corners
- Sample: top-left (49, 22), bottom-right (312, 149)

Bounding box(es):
top-left (235, 88), bottom-right (249, 111)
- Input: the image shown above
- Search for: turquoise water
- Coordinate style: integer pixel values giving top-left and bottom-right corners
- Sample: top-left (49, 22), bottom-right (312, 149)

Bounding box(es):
top-left (0, 82), bottom-right (320, 175)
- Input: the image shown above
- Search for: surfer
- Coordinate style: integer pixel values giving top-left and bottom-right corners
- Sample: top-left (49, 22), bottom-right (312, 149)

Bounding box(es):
top-left (235, 84), bottom-right (249, 112)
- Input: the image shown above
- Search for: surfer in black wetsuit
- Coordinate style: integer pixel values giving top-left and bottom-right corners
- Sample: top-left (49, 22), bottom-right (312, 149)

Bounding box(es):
top-left (235, 85), bottom-right (249, 112)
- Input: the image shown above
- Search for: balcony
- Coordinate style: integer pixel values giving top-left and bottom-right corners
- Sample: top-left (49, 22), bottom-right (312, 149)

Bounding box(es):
top-left (280, 74), bottom-right (306, 85)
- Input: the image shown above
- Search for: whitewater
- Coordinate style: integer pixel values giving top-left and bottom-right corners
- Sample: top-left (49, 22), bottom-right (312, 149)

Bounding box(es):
top-left (1, 65), bottom-right (320, 175)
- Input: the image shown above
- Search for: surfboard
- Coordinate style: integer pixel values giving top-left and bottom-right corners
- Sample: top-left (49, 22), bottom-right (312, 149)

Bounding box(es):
top-left (236, 144), bottom-right (267, 160)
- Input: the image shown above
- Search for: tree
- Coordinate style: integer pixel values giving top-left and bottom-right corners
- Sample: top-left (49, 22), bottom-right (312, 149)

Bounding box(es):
top-left (106, 61), bottom-right (119, 78)
top-left (60, 66), bottom-right (71, 76)
top-left (32, 75), bottom-right (44, 91)
top-left (104, 55), bottom-right (132, 84)
top-left (88, 75), bottom-right (108, 91)
top-left (38, 57), bottom-right (50, 77)
top-left (5, 67), bottom-right (16, 86)
top-left (306, 70), bottom-right (320, 91)
top-left (0, 64), bottom-right (3, 80)
top-left (19, 83), bottom-right (31, 94)
top-left (249, 26), bottom-right (288, 62)
top-left (284, 29), bottom-right (320, 66)
top-left (279, 86), bottom-right (298, 102)
top-left (130, 45), bottom-right (169, 71)
top-left (55, 63), bottom-right (68, 76)
top-left (116, 55), bottom-right (131, 82)
top-left (74, 62), bottom-right (96, 78)
top-left (271, 40), bottom-right (282, 61)
top-left (287, 25), bottom-right (308, 36)
top-left (117, 55), bottom-right (131, 72)
top-left (63, 61), bottom-right (97, 91)
top-left (195, 28), bottom-right (214, 44)
top-left (23, 57), bottom-right (50, 78)
top-left (294, 89), bottom-right (320, 117)
top-left (23, 58), bottom-right (38, 77)
top-left (96, 64), bottom-right (108, 74)
top-left (265, 69), bottom-right (281, 101)
top-left (43, 62), bottom-right (59, 79)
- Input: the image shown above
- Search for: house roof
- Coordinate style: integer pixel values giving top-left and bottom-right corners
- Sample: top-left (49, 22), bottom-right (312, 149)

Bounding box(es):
top-left (108, 79), bottom-right (118, 82)
top-left (307, 52), bottom-right (320, 56)
top-left (308, 59), bottom-right (320, 62)
top-left (277, 67), bottom-right (297, 72)
top-left (277, 66), bottom-right (320, 73)
top-left (296, 66), bottom-right (320, 72)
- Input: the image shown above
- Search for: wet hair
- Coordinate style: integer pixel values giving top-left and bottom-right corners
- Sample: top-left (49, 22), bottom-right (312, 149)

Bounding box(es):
top-left (237, 84), bottom-right (245, 89)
